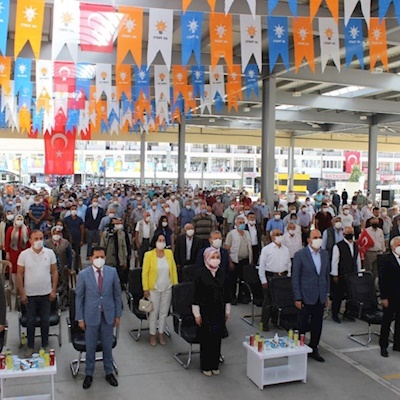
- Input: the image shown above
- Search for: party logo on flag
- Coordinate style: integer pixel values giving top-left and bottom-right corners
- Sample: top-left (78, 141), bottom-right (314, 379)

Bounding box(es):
top-left (244, 64), bottom-right (258, 98)
top-left (319, 18), bottom-right (340, 72)
top-left (181, 11), bottom-right (203, 66)
top-left (268, 16), bottom-right (289, 72)
top-left (240, 15), bottom-right (262, 72)
top-left (0, 0), bottom-right (10, 55)
top-left (192, 66), bottom-right (205, 99)
top-left (293, 17), bottom-right (315, 73)
top-left (369, 18), bottom-right (388, 71)
top-left (345, 19), bottom-right (364, 69)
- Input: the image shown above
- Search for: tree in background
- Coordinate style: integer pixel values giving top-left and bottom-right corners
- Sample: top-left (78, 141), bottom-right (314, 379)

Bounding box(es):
top-left (349, 164), bottom-right (363, 182)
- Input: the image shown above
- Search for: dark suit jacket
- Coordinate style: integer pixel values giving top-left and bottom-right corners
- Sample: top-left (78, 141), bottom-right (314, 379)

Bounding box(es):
top-left (292, 246), bottom-right (330, 305)
top-left (85, 206), bottom-right (105, 230)
top-left (174, 234), bottom-right (203, 267)
top-left (389, 226), bottom-right (400, 244)
top-left (379, 252), bottom-right (400, 305)
top-left (245, 223), bottom-right (262, 248)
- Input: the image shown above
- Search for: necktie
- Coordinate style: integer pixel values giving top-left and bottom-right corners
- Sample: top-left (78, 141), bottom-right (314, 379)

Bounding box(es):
top-left (97, 269), bottom-right (103, 293)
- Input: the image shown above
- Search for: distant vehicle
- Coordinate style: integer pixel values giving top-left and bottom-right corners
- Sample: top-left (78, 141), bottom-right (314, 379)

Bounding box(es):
top-left (0, 182), bottom-right (37, 195)
top-left (30, 183), bottom-right (51, 195)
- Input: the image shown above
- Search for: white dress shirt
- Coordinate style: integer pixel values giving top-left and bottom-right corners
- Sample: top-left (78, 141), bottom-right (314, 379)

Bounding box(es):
top-left (282, 232), bottom-right (303, 259)
top-left (186, 236), bottom-right (193, 261)
top-left (331, 239), bottom-right (362, 276)
top-left (248, 224), bottom-right (258, 246)
top-left (308, 245), bottom-right (322, 275)
top-left (258, 242), bottom-right (291, 284)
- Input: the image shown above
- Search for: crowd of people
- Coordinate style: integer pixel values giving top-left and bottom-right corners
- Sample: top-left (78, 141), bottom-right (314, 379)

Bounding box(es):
top-left (0, 182), bottom-right (399, 385)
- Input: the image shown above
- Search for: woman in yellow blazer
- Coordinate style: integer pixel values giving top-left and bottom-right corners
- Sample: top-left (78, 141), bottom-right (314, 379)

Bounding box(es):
top-left (142, 233), bottom-right (178, 346)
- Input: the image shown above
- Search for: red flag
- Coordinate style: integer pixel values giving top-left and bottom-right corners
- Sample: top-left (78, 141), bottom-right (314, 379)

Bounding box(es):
top-left (54, 61), bottom-right (76, 93)
top-left (356, 229), bottom-right (374, 260)
top-left (344, 151), bottom-right (360, 173)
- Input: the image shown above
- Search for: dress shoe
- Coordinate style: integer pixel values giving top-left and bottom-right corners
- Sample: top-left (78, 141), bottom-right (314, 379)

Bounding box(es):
top-left (381, 348), bottom-right (389, 358)
top-left (149, 335), bottom-right (157, 346)
top-left (212, 369), bottom-right (220, 375)
top-left (231, 298), bottom-right (238, 306)
top-left (158, 333), bottom-right (166, 346)
top-left (202, 370), bottom-right (212, 377)
top-left (83, 376), bottom-right (93, 390)
top-left (342, 312), bottom-right (356, 322)
top-left (393, 347), bottom-right (400, 352)
top-left (262, 325), bottom-right (270, 332)
top-left (105, 374), bottom-right (118, 387)
top-left (332, 315), bottom-right (341, 324)
top-left (309, 351), bottom-right (325, 362)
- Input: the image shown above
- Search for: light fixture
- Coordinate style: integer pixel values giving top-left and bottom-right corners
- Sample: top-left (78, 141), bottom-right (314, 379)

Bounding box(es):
top-left (292, 91), bottom-right (302, 97)
top-left (360, 115), bottom-right (368, 120)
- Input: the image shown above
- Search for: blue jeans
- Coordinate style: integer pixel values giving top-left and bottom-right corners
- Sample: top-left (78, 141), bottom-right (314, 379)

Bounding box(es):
top-left (26, 295), bottom-right (51, 349)
top-left (87, 230), bottom-right (100, 258)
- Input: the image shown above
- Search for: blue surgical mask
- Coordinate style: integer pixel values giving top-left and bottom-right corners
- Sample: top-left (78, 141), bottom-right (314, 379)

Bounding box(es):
top-left (238, 224), bottom-right (246, 231)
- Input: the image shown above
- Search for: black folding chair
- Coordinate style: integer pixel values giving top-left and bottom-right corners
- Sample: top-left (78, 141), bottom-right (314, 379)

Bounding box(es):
top-left (241, 265), bottom-right (263, 326)
top-left (346, 271), bottom-right (383, 346)
top-left (182, 264), bottom-right (197, 283)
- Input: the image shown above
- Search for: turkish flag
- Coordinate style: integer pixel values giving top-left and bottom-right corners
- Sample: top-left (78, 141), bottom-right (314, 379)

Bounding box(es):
top-left (44, 125), bottom-right (75, 175)
top-left (356, 229), bottom-right (374, 260)
top-left (344, 151), bottom-right (361, 173)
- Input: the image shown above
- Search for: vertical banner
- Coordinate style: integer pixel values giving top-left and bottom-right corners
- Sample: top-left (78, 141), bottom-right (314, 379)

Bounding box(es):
top-left (0, 0), bottom-right (10, 55)
top-left (244, 64), bottom-right (259, 98)
top-left (181, 11), bottom-right (203, 66)
top-left (191, 65), bottom-right (205, 98)
top-left (182, 0), bottom-right (193, 13)
top-left (14, 58), bottom-right (31, 95)
top-left (226, 65), bottom-right (242, 112)
top-left (185, 85), bottom-right (196, 115)
top-left (172, 65), bottom-right (188, 102)
top-left (147, 8), bottom-right (173, 70)
top-left (44, 129), bottom-right (76, 175)
top-left (379, 0), bottom-right (400, 23)
top-left (345, 18), bottom-right (364, 69)
top-left (292, 17), bottom-right (315, 73)
top-left (52, 0), bottom-right (80, 61)
top-left (135, 65), bottom-right (151, 119)
top-left (269, 0), bottom-right (297, 16)
top-left (116, 64), bottom-right (132, 101)
top-left (310, 0), bottom-right (339, 23)
top-left (117, 6), bottom-right (143, 67)
top-left (96, 63), bottom-right (112, 101)
top-left (369, 18), bottom-right (388, 71)
top-left (268, 16), bottom-right (289, 72)
top-left (75, 63), bottom-right (94, 102)
top-left (36, 60), bottom-right (53, 112)
top-left (78, 102), bottom-right (91, 140)
top-left (200, 84), bottom-right (212, 114)
top-left (14, 0), bottom-right (45, 59)
top-left (154, 65), bottom-right (170, 124)
top-left (345, 0), bottom-right (371, 27)
top-left (0, 56), bottom-right (11, 94)
top-left (209, 13), bottom-right (233, 72)
top-left (80, 3), bottom-right (122, 53)
top-left (240, 15), bottom-right (262, 73)
top-left (54, 61), bottom-right (76, 94)
top-left (344, 151), bottom-right (360, 172)
top-left (318, 17), bottom-right (340, 72)
top-left (210, 65), bottom-right (225, 107)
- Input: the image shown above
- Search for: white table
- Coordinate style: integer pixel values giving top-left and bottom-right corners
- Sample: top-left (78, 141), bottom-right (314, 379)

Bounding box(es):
top-left (0, 362), bottom-right (57, 400)
top-left (243, 342), bottom-right (312, 389)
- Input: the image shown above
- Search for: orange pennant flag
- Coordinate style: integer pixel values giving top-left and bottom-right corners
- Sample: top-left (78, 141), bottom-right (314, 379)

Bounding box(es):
top-left (292, 17), bottom-right (315, 73)
top-left (182, 0), bottom-right (193, 13)
top-left (19, 106), bottom-right (31, 134)
top-left (226, 65), bottom-right (242, 112)
top-left (172, 66), bottom-right (188, 103)
top-left (0, 56), bottom-right (11, 94)
top-left (116, 65), bottom-right (132, 101)
top-left (185, 85), bottom-right (197, 114)
top-left (14, 0), bottom-right (46, 59)
top-left (209, 13), bottom-right (233, 73)
top-left (117, 6), bottom-right (143, 67)
top-left (369, 18), bottom-right (388, 71)
top-left (310, 0), bottom-right (339, 23)
top-left (207, 0), bottom-right (217, 12)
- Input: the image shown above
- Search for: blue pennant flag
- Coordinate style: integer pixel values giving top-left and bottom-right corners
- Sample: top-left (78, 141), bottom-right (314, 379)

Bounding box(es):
top-left (76, 63), bottom-right (93, 100)
top-left (32, 109), bottom-right (44, 132)
top-left (66, 109), bottom-right (80, 133)
top-left (0, 108), bottom-right (7, 129)
top-left (14, 58), bottom-right (32, 95)
top-left (214, 93), bottom-right (224, 113)
top-left (181, 11), bottom-right (203, 66)
top-left (0, 0), bottom-right (10, 55)
top-left (269, 0), bottom-right (297, 16)
top-left (268, 16), bottom-right (289, 73)
top-left (345, 19), bottom-right (364, 69)
top-left (379, 0), bottom-right (400, 23)
top-left (244, 64), bottom-right (259, 98)
top-left (108, 109), bottom-right (119, 125)
top-left (100, 119), bottom-right (109, 134)
top-left (191, 66), bottom-right (205, 98)
top-left (18, 82), bottom-right (32, 111)
top-left (135, 65), bottom-right (150, 100)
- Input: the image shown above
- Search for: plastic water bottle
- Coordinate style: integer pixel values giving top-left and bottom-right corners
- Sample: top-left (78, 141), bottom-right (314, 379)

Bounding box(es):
top-left (5, 349), bottom-right (12, 370)
top-left (21, 332), bottom-right (27, 346)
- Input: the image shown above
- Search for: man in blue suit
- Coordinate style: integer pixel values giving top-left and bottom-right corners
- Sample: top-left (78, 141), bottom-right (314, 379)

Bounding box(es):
top-left (292, 229), bottom-right (330, 362)
top-left (76, 246), bottom-right (122, 389)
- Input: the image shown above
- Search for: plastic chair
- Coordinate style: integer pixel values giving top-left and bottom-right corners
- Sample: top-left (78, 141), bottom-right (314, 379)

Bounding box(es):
top-left (241, 265), bottom-right (263, 326)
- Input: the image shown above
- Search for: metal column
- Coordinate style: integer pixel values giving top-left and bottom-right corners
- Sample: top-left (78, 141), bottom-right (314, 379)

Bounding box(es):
top-left (261, 77), bottom-right (276, 212)
top-left (288, 134), bottom-right (295, 191)
top-left (178, 115), bottom-right (186, 189)
top-left (368, 125), bottom-right (378, 202)
top-left (140, 133), bottom-right (146, 186)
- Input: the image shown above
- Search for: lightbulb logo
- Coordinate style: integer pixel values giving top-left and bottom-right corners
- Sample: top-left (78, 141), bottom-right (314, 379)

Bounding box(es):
top-left (23, 6), bottom-right (37, 23)
top-left (349, 26), bottom-right (359, 40)
top-left (215, 24), bottom-right (226, 39)
top-left (159, 72), bottom-right (166, 82)
top-left (325, 28), bottom-right (334, 41)
top-left (274, 24), bottom-right (285, 39)
top-left (124, 18), bottom-right (136, 33)
top-left (100, 71), bottom-right (108, 80)
top-left (156, 20), bottom-right (167, 35)
top-left (119, 71), bottom-right (127, 81)
top-left (187, 19), bottom-right (198, 34)
top-left (298, 27), bottom-right (308, 41)
top-left (247, 25), bottom-right (256, 39)
top-left (61, 12), bottom-right (73, 27)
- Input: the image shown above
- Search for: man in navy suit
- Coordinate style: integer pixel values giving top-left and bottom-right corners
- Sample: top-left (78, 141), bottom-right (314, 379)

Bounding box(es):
top-left (292, 229), bottom-right (330, 362)
top-left (76, 246), bottom-right (122, 389)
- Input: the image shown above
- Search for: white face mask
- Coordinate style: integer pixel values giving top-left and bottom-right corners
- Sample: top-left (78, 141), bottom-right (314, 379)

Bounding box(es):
top-left (92, 202), bottom-right (98, 208)
top-left (165, 207), bottom-right (170, 213)
top-left (93, 258), bottom-right (105, 269)
top-left (335, 222), bottom-right (342, 229)
top-left (152, 206), bottom-right (157, 211)
top-left (71, 210), bottom-right (77, 216)
top-left (230, 205), bottom-right (235, 209)
top-left (6, 215), bottom-right (14, 221)
top-left (381, 212), bottom-right (387, 217)
top-left (248, 220), bottom-right (256, 225)
top-left (212, 239), bottom-right (222, 249)
top-left (156, 241), bottom-right (166, 250)
top-left (395, 246), bottom-right (400, 256)
top-left (311, 238), bottom-right (322, 250)
top-left (52, 234), bottom-right (61, 242)
top-left (261, 202), bottom-right (266, 206)
top-left (274, 235), bottom-right (284, 245)
top-left (208, 259), bottom-right (221, 269)
top-left (33, 240), bottom-right (44, 250)
top-left (137, 205), bottom-right (143, 210)
top-left (274, 215), bottom-right (280, 220)
top-left (289, 229), bottom-right (296, 236)
top-left (145, 216), bottom-right (151, 222)
top-left (108, 213), bottom-right (115, 219)
top-left (113, 201), bottom-right (119, 206)
top-left (352, 205), bottom-right (357, 210)
top-left (55, 226), bottom-right (63, 231)
top-left (186, 229), bottom-right (194, 237)
top-left (162, 221), bottom-right (168, 227)
top-left (186, 205), bottom-right (192, 210)
top-left (15, 220), bottom-right (23, 226)
top-left (343, 209), bottom-right (349, 215)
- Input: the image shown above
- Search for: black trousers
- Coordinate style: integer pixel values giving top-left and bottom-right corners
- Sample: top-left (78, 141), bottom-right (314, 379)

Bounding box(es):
top-left (138, 238), bottom-right (150, 268)
top-left (200, 335), bottom-right (222, 371)
top-left (300, 302), bottom-right (325, 350)
top-left (231, 258), bottom-right (250, 301)
top-left (331, 277), bottom-right (350, 316)
top-left (354, 225), bottom-right (361, 240)
top-left (252, 244), bottom-right (260, 266)
top-left (380, 302), bottom-right (400, 350)
top-left (261, 286), bottom-right (271, 326)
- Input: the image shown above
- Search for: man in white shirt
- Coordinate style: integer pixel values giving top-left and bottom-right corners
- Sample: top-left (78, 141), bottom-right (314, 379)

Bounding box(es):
top-left (330, 226), bottom-right (361, 323)
top-left (339, 205), bottom-right (354, 228)
top-left (246, 212), bottom-right (261, 265)
top-left (365, 218), bottom-right (386, 277)
top-left (135, 211), bottom-right (156, 267)
top-left (17, 230), bottom-right (58, 358)
top-left (166, 193), bottom-right (181, 218)
top-left (258, 229), bottom-right (291, 331)
top-left (282, 222), bottom-right (303, 260)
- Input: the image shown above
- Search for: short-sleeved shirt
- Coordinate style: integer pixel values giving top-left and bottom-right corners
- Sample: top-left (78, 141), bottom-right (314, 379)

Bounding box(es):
top-left (17, 247), bottom-right (56, 296)
top-left (29, 203), bottom-right (45, 219)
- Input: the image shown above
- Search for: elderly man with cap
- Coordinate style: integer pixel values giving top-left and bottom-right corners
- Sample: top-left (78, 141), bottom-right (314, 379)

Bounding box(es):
top-left (258, 229), bottom-right (291, 331)
top-left (322, 216), bottom-right (344, 261)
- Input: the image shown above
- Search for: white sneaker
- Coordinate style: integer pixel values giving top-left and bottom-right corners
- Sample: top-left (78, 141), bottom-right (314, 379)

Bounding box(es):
top-left (212, 369), bottom-right (220, 375)
top-left (202, 370), bottom-right (212, 377)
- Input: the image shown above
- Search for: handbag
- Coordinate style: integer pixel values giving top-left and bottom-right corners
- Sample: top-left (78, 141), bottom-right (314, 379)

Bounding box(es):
top-left (139, 297), bottom-right (153, 313)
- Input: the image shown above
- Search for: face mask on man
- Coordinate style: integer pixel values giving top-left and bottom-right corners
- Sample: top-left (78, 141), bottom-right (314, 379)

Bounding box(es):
top-left (311, 238), bottom-right (322, 249)
top-left (93, 258), bottom-right (105, 269)
top-left (274, 235), bottom-right (284, 245)
top-left (212, 239), bottom-right (222, 249)
top-left (186, 229), bottom-right (194, 237)
top-left (33, 240), bottom-right (44, 250)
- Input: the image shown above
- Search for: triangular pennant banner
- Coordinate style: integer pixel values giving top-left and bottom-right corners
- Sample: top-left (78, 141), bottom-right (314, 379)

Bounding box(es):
top-left (209, 13), bottom-right (233, 73)
top-left (172, 66), bottom-right (188, 103)
top-left (244, 64), bottom-right (259, 98)
top-left (181, 11), bottom-right (203, 66)
top-left (318, 17), bottom-right (340, 72)
top-left (36, 60), bottom-right (53, 112)
top-left (192, 66), bottom-right (205, 99)
top-left (310, 0), bottom-right (339, 23)
top-left (182, 0), bottom-right (193, 13)
top-left (207, 0), bottom-right (216, 12)
top-left (225, 0), bottom-right (234, 15)
top-left (240, 14), bottom-right (262, 73)
top-left (269, 0), bottom-right (297, 16)
top-left (14, 58), bottom-right (31, 95)
top-left (116, 64), bottom-right (132, 101)
top-left (345, 0), bottom-right (371, 27)
top-left (379, 0), bottom-right (400, 23)
top-left (154, 65), bottom-right (171, 103)
top-left (369, 17), bottom-right (388, 71)
top-left (0, 0), bottom-right (10, 55)
top-left (292, 17), bottom-right (315, 73)
top-left (96, 63), bottom-right (112, 101)
top-left (226, 65), bottom-right (242, 112)
top-left (268, 16), bottom-right (290, 73)
top-left (210, 65), bottom-right (225, 102)
top-left (0, 56), bottom-right (11, 94)
top-left (345, 18), bottom-right (365, 69)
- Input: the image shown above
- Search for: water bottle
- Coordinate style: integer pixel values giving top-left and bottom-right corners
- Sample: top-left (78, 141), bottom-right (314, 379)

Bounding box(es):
top-left (5, 349), bottom-right (12, 370)
top-left (21, 332), bottom-right (27, 346)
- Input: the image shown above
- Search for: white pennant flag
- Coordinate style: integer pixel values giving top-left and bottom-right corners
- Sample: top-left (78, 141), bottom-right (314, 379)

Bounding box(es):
top-left (147, 9), bottom-right (173, 70)
top-left (240, 15), bottom-right (262, 72)
top-left (345, 0), bottom-right (371, 27)
top-left (121, 108), bottom-right (133, 129)
top-left (108, 86), bottom-right (119, 118)
top-left (154, 65), bottom-right (171, 103)
top-left (1, 80), bottom-right (14, 113)
top-left (7, 99), bottom-right (18, 132)
top-left (43, 100), bottom-right (55, 133)
top-left (210, 66), bottom-right (225, 101)
top-left (201, 84), bottom-right (212, 115)
top-left (78, 102), bottom-right (90, 137)
top-left (36, 60), bottom-right (53, 100)
top-left (156, 98), bottom-right (169, 124)
top-left (54, 96), bottom-right (68, 117)
top-left (225, 0), bottom-right (235, 14)
top-left (318, 18), bottom-right (340, 72)
top-left (96, 64), bottom-right (112, 101)
top-left (246, 0), bottom-right (256, 19)
top-left (52, 0), bottom-right (80, 60)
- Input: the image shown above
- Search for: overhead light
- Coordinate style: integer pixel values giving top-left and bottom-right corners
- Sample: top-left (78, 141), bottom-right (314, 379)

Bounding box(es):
top-left (243, 107), bottom-right (251, 112)
top-left (209, 118), bottom-right (215, 122)
top-left (292, 91), bottom-right (302, 97)
top-left (360, 115), bottom-right (368, 120)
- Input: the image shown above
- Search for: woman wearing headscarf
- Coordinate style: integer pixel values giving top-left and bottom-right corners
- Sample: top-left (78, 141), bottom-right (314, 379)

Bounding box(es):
top-left (142, 232), bottom-right (178, 346)
top-left (4, 214), bottom-right (30, 291)
top-left (192, 247), bottom-right (232, 377)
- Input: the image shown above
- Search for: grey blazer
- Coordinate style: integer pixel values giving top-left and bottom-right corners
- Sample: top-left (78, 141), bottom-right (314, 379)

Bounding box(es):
top-left (292, 246), bottom-right (330, 305)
